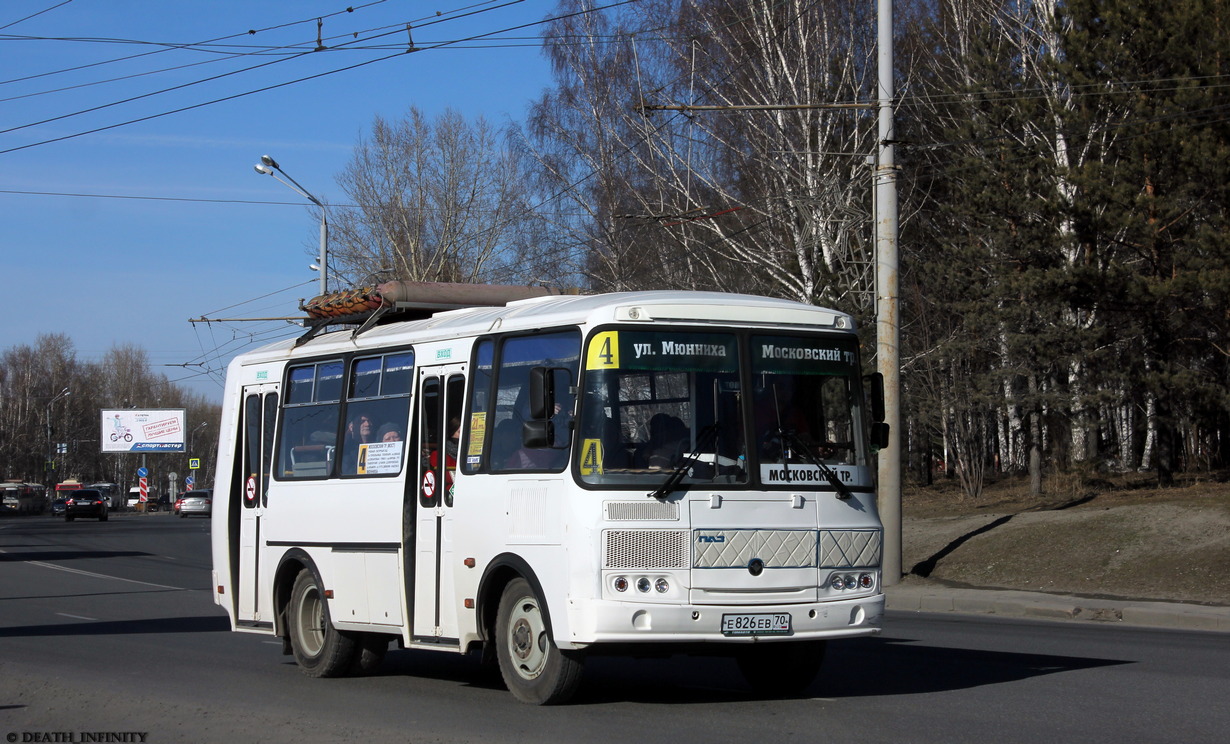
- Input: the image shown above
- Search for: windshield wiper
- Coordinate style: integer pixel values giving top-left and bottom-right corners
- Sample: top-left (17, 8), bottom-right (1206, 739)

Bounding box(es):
top-left (777, 428), bottom-right (853, 500)
top-left (647, 424), bottom-right (719, 500)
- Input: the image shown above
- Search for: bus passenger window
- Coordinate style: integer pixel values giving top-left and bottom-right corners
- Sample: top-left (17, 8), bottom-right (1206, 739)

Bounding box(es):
top-left (276, 361), bottom-right (342, 479)
top-left (340, 351), bottom-right (414, 477)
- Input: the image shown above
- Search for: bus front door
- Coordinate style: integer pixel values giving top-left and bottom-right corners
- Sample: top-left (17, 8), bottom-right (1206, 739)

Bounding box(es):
top-left (412, 365), bottom-right (466, 643)
top-left (236, 384), bottom-right (278, 627)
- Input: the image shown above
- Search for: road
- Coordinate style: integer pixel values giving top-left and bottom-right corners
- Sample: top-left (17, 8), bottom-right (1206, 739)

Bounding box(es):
top-left (2, 514), bottom-right (1229, 743)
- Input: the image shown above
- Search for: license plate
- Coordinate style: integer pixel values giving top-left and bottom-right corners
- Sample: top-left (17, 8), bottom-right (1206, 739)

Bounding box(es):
top-left (720, 613), bottom-right (792, 636)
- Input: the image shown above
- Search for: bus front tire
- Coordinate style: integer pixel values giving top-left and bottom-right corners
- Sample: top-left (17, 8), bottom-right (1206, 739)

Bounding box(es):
top-left (288, 568), bottom-right (356, 677)
top-left (736, 639), bottom-right (826, 697)
top-left (495, 577), bottom-right (584, 705)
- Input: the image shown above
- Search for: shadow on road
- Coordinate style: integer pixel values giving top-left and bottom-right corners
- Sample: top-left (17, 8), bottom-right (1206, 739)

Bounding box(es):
top-left (0, 614), bottom-right (230, 638)
top-left (0, 550), bottom-right (154, 562)
top-left (355, 632), bottom-right (1129, 705)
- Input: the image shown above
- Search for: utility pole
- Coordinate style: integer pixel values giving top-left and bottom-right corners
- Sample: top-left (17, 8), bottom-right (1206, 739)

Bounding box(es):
top-left (875, 0), bottom-right (902, 585)
top-left (636, 3), bottom-right (903, 583)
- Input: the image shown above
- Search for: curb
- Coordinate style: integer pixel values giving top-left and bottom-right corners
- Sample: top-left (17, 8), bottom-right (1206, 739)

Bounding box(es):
top-left (884, 582), bottom-right (1230, 632)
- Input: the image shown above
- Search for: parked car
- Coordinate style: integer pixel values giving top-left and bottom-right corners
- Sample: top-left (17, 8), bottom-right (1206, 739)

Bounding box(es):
top-left (65, 489), bottom-right (108, 522)
top-left (178, 489), bottom-right (212, 518)
top-left (127, 487), bottom-right (161, 510)
top-left (50, 498), bottom-right (68, 516)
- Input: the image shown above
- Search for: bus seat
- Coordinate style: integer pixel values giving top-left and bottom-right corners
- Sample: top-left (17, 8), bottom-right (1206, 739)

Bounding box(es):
top-left (290, 444), bottom-right (332, 476)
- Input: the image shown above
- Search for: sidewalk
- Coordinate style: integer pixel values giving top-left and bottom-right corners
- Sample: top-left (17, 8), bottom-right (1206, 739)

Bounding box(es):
top-left (884, 577), bottom-right (1230, 633)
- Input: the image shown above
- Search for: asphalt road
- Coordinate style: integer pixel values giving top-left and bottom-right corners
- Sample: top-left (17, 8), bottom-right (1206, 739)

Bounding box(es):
top-left (2, 514), bottom-right (1229, 743)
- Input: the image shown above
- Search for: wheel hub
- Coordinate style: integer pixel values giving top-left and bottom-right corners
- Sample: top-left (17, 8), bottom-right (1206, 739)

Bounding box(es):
top-left (511, 617), bottom-right (533, 660)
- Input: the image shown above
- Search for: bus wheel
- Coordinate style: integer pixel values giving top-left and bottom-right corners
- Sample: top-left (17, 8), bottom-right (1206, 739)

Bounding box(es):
top-left (736, 640), bottom-right (826, 697)
top-left (495, 577), bottom-right (584, 705)
top-left (288, 568), bottom-right (356, 677)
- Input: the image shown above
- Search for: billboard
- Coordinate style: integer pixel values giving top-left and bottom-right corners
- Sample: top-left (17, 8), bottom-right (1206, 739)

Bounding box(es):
top-left (101, 409), bottom-right (187, 453)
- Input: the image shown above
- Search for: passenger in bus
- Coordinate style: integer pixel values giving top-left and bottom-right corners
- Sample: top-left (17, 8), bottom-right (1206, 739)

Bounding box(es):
top-left (429, 418), bottom-right (460, 489)
top-left (376, 423), bottom-right (402, 442)
top-left (342, 414), bottom-right (376, 474)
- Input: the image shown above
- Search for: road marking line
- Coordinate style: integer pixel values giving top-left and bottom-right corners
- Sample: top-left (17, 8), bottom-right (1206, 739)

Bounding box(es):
top-left (25, 560), bottom-right (185, 590)
top-left (56, 612), bottom-right (97, 621)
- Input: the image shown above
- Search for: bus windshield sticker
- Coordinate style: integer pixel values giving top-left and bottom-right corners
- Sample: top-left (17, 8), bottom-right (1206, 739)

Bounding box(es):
top-left (586, 331), bottom-right (620, 370)
top-left (579, 438), bottom-right (604, 476)
top-left (467, 412), bottom-right (487, 458)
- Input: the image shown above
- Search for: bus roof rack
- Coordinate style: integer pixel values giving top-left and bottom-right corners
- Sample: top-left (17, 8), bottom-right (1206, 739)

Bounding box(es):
top-left (294, 281), bottom-right (576, 347)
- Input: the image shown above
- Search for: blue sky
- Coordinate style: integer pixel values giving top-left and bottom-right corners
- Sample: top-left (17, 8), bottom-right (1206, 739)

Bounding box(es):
top-left (1, 0), bottom-right (561, 400)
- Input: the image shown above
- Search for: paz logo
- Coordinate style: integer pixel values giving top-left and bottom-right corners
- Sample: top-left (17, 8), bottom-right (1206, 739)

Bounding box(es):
top-left (436, 349), bottom-right (452, 360)
top-left (256, 370), bottom-right (268, 380)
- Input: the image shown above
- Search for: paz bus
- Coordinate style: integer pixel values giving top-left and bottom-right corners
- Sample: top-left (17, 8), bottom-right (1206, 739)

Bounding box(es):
top-left (210, 285), bottom-right (889, 704)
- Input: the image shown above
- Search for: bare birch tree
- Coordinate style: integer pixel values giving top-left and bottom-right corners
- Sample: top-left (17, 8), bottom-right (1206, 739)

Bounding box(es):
top-left (328, 107), bottom-right (536, 287)
top-left (525, 0), bottom-right (884, 314)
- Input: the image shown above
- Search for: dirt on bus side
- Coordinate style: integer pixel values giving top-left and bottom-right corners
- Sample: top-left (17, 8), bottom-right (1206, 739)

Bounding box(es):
top-left (899, 471), bottom-right (1230, 606)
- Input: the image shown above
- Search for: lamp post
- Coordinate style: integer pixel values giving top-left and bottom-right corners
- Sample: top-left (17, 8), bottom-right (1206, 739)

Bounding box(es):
top-left (254, 154), bottom-right (329, 296)
top-left (45, 387), bottom-right (70, 487)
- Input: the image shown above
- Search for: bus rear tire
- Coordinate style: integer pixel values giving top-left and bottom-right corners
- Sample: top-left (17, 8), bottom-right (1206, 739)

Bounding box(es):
top-left (736, 640), bottom-right (826, 697)
top-left (288, 568), bottom-right (356, 677)
top-left (495, 577), bottom-right (584, 705)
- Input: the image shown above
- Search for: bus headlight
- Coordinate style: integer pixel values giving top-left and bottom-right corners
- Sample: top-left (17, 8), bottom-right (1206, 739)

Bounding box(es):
top-left (829, 572), bottom-right (877, 591)
top-left (654, 578), bottom-right (669, 593)
top-left (613, 576), bottom-right (629, 592)
top-left (636, 577), bottom-right (652, 593)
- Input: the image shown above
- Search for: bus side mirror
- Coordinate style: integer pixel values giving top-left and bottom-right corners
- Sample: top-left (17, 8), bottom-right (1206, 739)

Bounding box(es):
top-left (871, 422), bottom-right (890, 450)
top-left (529, 367), bottom-right (555, 420)
top-left (522, 420), bottom-right (553, 448)
top-left (864, 372), bottom-right (886, 422)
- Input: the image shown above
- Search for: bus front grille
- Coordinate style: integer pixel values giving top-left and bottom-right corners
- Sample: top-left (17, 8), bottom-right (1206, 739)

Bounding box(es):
top-left (603, 529), bottom-right (689, 569)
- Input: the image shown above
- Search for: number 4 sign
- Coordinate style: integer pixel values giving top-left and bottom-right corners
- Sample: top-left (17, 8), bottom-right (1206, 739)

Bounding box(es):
top-left (579, 439), bottom-right (605, 476)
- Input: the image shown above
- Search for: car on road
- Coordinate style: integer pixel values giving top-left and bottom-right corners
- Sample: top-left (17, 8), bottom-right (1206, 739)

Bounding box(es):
top-left (178, 489), bottom-right (212, 518)
top-left (65, 489), bottom-right (108, 522)
top-left (50, 498), bottom-right (68, 516)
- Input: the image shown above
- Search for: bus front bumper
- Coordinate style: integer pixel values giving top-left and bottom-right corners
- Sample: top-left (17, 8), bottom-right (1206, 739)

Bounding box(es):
top-left (566, 593), bottom-right (884, 647)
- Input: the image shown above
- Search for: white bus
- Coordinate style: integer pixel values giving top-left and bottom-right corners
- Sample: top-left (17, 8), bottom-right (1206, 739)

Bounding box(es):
top-left (211, 287), bottom-right (889, 704)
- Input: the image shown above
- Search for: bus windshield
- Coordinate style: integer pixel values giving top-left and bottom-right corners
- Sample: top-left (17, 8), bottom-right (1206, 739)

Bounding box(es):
top-left (749, 333), bottom-right (867, 485)
top-left (577, 330), bottom-right (745, 487)
top-left (576, 329), bottom-right (867, 489)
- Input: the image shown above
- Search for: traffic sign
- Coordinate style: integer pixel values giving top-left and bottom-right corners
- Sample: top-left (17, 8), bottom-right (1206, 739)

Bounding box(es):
top-left (189, 458), bottom-right (201, 470)
top-left (137, 467), bottom-right (149, 478)
top-left (185, 476), bottom-right (195, 488)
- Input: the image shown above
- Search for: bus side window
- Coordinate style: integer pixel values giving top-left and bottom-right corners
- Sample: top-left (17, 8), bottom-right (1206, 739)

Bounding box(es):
top-left (277, 361), bottom-right (342, 479)
top-left (493, 331), bottom-right (581, 472)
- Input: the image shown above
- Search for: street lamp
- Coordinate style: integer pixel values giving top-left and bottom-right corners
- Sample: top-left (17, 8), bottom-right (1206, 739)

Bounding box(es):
top-left (254, 154), bottom-right (329, 296)
top-left (45, 387), bottom-right (70, 487)
top-left (188, 421), bottom-right (208, 454)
